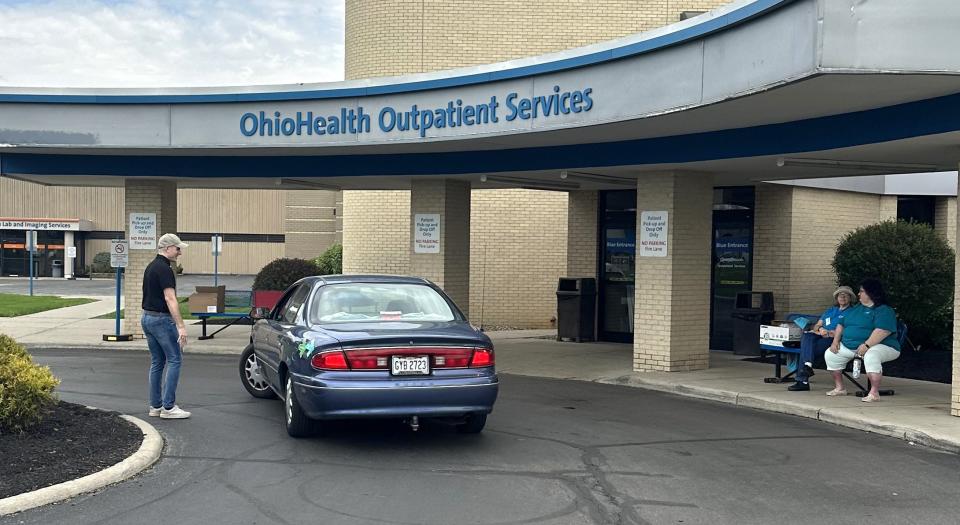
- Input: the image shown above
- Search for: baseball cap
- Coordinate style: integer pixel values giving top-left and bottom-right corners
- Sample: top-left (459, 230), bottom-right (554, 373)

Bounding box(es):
top-left (157, 233), bottom-right (189, 250)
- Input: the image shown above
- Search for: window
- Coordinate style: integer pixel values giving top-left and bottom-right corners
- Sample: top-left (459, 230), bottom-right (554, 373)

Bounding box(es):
top-left (310, 283), bottom-right (455, 324)
top-left (279, 285), bottom-right (311, 324)
top-left (897, 196), bottom-right (936, 227)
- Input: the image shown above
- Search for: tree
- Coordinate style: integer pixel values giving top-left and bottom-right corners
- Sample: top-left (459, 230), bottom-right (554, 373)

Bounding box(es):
top-left (832, 220), bottom-right (954, 350)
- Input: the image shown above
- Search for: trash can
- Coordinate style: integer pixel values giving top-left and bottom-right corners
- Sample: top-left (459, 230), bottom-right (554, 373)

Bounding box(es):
top-left (556, 277), bottom-right (596, 342)
top-left (51, 260), bottom-right (63, 278)
top-left (731, 291), bottom-right (775, 356)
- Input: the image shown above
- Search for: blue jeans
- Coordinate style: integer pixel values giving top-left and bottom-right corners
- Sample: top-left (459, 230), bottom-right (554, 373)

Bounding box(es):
top-left (142, 313), bottom-right (182, 410)
top-left (797, 332), bottom-right (832, 382)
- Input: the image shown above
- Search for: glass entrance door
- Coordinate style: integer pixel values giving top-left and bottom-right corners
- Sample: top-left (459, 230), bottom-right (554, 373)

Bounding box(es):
top-left (710, 187), bottom-right (755, 350)
top-left (598, 190), bottom-right (636, 343)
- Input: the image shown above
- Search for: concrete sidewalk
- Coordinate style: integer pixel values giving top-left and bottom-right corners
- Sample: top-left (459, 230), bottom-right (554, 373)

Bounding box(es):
top-left (5, 304), bottom-right (959, 453)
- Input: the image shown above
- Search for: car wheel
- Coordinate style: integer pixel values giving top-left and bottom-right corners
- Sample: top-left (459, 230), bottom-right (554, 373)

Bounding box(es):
top-left (285, 376), bottom-right (314, 438)
top-left (457, 412), bottom-right (487, 434)
top-left (239, 344), bottom-right (277, 399)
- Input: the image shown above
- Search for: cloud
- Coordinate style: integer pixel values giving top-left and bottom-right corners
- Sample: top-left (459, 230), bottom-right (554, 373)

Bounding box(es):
top-left (0, 0), bottom-right (344, 87)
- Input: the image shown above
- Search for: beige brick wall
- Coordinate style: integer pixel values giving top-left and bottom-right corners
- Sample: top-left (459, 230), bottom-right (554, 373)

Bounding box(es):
top-left (935, 196), bottom-right (957, 250)
top-left (634, 172), bottom-right (713, 372)
top-left (754, 184), bottom-right (888, 316)
top-left (879, 195), bottom-right (898, 221)
top-left (343, 190), bottom-right (411, 275)
top-left (345, 0), bottom-right (733, 79)
top-left (566, 191), bottom-right (598, 278)
top-left (470, 189), bottom-right (568, 328)
top-left (123, 180), bottom-right (177, 337)
top-left (752, 184), bottom-right (794, 315)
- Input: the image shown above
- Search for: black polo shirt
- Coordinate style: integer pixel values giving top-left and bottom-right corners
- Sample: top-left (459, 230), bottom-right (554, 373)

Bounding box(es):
top-left (142, 254), bottom-right (177, 313)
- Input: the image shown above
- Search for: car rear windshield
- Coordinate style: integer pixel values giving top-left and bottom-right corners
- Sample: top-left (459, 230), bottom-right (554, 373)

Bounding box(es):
top-left (310, 283), bottom-right (456, 324)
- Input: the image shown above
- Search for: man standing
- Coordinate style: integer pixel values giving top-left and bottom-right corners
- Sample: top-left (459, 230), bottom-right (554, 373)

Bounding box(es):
top-left (142, 233), bottom-right (191, 419)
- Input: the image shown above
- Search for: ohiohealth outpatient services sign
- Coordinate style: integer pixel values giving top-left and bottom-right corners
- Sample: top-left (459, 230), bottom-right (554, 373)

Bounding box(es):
top-left (414, 214), bottom-right (441, 254)
top-left (639, 211), bottom-right (668, 257)
top-left (239, 86), bottom-right (594, 140)
top-left (128, 213), bottom-right (157, 250)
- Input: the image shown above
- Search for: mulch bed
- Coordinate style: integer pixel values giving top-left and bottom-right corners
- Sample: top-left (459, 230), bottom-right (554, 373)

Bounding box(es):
top-left (0, 402), bottom-right (143, 500)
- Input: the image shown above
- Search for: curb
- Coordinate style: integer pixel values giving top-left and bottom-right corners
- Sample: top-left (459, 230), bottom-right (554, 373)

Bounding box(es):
top-left (0, 413), bottom-right (164, 516)
top-left (596, 374), bottom-right (960, 455)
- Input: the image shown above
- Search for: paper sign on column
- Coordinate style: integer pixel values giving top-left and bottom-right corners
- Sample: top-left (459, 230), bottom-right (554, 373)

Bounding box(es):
top-left (414, 214), bottom-right (441, 254)
top-left (639, 211), bottom-right (669, 257)
top-left (66, 247), bottom-right (77, 258)
top-left (129, 213), bottom-right (157, 250)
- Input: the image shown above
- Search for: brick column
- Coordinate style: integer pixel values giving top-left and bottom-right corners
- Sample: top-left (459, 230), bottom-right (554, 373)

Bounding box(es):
top-left (566, 190), bottom-right (598, 278)
top-left (633, 172), bottom-right (712, 372)
top-left (410, 180), bottom-right (470, 315)
top-left (953, 171), bottom-right (960, 417)
top-left (124, 179), bottom-right (177, 337)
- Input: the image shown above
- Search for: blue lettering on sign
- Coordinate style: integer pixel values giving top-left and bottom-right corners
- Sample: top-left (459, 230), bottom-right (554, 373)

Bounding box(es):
top-left (239, 86), bottom-right (593, 138)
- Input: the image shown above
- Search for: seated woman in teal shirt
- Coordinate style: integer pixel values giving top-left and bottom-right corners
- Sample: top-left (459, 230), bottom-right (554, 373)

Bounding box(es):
top-left (824, 278), bottom-right (900, 402)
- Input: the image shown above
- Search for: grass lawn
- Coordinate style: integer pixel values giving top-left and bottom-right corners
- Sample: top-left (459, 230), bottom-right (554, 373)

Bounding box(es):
top-left (96, 297), bottom-right (247, 320)
top-left (0, 293), bottom-right (97, 317)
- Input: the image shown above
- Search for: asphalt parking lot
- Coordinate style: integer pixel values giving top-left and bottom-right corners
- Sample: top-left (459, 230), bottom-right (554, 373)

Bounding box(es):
top-left (7, 348), bottom-right (960, 525)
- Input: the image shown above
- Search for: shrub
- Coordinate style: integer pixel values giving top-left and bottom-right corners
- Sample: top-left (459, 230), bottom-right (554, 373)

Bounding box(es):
top-left (90, 251), bottom-right (111, 273)
top-left (313, 244), bottom-right (343, 275)
top-left (832, 220), bottom-right (955, 350)
top-left (0, 333), bottom-right (59, 433)
top-left (253, 258), bottom-right (320, 291)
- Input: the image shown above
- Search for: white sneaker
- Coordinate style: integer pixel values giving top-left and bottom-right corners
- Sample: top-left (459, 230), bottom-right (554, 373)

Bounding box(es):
top-left (159, 406), bottom-right (191, 419)
top-left (148, 406), bottom-right (162, 417)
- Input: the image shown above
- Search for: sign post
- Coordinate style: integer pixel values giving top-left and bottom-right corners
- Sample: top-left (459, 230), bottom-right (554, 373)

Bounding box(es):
top-left (211, 234), bottom-right (223, 287)
top-left (26, 231), bottom-right (37, 296)
top-left (103, 240), bottom-right (133, 342)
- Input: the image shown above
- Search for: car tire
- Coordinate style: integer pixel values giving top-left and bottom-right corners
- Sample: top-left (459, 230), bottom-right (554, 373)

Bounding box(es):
top-left (239, 344), bottom-right (277, 399)
top-left (457, 412), bottom-right (487, 434)
top-left (285, 376), bottom-right (314, 438)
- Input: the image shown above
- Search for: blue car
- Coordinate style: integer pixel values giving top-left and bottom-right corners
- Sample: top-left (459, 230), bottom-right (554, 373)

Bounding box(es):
top-left (239, 275), bottom-right (498, 437)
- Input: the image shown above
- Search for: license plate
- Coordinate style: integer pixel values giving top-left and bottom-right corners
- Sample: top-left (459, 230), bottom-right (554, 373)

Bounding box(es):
top-left (391, 355), bottom-right (430, 375)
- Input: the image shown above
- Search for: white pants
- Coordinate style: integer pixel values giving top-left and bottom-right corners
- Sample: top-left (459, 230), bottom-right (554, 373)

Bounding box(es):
top-left (825, 343), bottom-right (900, 374)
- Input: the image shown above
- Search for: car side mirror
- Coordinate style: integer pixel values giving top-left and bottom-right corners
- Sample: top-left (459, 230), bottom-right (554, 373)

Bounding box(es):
top-left (250, 307), bottom-right (271, 320)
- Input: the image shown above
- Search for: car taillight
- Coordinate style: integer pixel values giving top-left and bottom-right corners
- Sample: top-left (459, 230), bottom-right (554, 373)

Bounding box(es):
top-left (311, 350), bottom-right (348, 370)
top-left (340, 346), bottom-right (487, 370)
top-left (470, 346), bottom-right (494, 368)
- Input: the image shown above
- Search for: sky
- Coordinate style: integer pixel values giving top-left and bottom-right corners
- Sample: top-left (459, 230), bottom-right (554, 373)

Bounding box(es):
top-left (0, 0), bottom-right (345, 88)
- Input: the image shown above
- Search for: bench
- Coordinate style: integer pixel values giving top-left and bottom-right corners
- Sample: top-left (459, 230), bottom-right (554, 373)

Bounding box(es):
top-left (759, 313), bottom-right (906, 397)
top-left (759, 313), bottom-right (819, 384)
top-left (190, 290), bottom-right (254, 340)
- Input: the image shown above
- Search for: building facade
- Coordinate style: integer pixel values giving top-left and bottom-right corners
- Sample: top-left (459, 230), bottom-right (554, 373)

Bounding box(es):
top-left (341, 0), bottom-right (958, 345)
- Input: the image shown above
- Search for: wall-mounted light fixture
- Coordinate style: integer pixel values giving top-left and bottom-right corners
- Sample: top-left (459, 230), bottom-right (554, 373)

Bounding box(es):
top-left (480, 174), bottom-right (579, 191)
top-left (776, 157), bottom-right (942, 172)
top-left (559, 169), bottom-right (635, 186)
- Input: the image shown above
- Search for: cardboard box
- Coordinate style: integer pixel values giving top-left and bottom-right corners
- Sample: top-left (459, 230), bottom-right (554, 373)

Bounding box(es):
top-left (188, 285), bottom-right (225, 314)
top-left (759, 321), bottom-right (802, 348)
